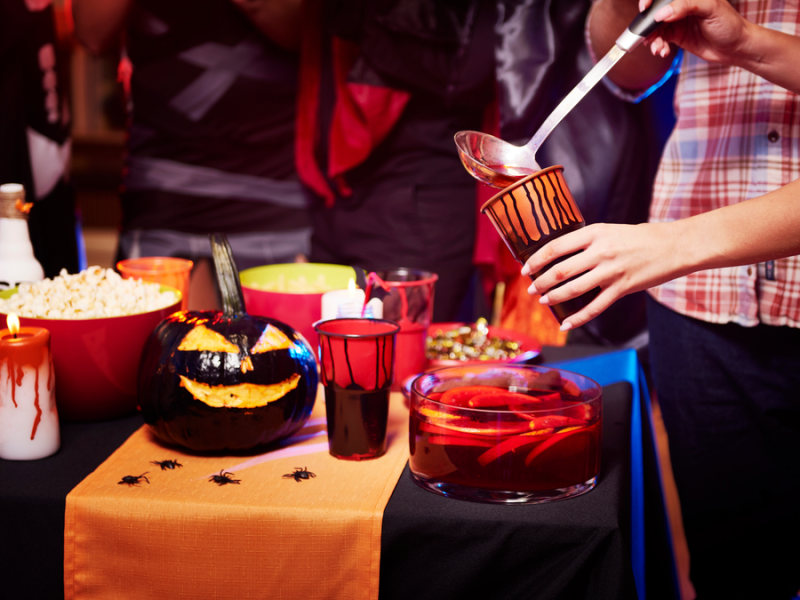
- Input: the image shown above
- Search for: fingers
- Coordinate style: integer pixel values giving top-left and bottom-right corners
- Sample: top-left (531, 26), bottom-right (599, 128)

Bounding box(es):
top-left (644, 0), bottom-right (680, 57)
top-left (520, 228), bottom-right (590, 279)
top-left (527, 248), bottom-right (598, 300)
top-left (557, 288), bottom-right (621, 332)
top-left (653, 0), bottom-right (719, 22)
top-left (646, 34), bottom-right (674, 57)
top-left (653, 3), bottom-right (674, 22)
top-left (639, 0), bottom-right (676, 21)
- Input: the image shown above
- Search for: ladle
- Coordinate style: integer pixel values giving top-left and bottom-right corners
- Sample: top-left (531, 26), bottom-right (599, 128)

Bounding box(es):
top-left (455, 0), bottom-right (674, 188)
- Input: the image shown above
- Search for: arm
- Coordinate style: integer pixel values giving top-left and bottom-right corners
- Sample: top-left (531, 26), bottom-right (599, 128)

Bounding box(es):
top-left (228, 0), bottom-right (304, 51)
top-left (588, 0), bottom-right (676, 91)
top-left (521, 179), bottom-right (800, 331)
top-left (71, 0), bottom-right (133, 55)
top-left (645, 0), bottom-right (800, 95)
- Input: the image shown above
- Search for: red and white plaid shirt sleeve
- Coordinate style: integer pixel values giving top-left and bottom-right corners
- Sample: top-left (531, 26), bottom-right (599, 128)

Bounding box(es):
top-left (648, 0), bottom-right (800, 329)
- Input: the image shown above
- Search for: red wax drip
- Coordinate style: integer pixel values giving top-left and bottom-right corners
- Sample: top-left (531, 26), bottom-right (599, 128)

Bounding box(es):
top-left (12, 362), bottom-right (22, 408)
top-left (31, 365), bottom-right (42, 440)
top-left (7, 356), bottom-right (17, 407)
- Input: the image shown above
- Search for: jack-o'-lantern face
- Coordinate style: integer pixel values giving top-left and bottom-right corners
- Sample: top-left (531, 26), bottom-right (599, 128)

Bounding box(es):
top-left (137, 310), bottom-right (319, 452)
top-left (175, 323), bottom-right (299, 408)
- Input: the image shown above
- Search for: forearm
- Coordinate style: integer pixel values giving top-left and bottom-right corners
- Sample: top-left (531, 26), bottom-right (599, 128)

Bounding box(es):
top-left (229, 0), bottom-right (303, 51)
top-left (588, 0), bottom-right (674, 91)
top-left (71, 0), bottom-right (133, 54)
top-left (729, 21), bottom-right (800, 95)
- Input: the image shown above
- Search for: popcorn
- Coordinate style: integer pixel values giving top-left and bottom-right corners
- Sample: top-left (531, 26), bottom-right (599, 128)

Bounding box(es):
top-left (0, 266), bottom-right (179, 319)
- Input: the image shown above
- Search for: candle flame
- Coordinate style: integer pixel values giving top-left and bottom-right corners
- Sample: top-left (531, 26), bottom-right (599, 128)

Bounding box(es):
top-left (347, 278), bottom-right (356, 293)
top-left (7, 313), bottom-right (20, 335)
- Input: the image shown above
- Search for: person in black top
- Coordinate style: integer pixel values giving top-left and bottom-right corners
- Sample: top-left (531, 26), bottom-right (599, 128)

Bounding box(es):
top-left (72, 0), bottom-right (310, 273)
top-left (296, 0), bottom-right (496, 323)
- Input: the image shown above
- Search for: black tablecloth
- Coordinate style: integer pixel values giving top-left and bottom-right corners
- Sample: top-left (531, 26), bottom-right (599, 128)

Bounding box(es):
top-left (0, 345), bottom-right (677, 600)
top-left (380, 379), bottom-right (635, 600)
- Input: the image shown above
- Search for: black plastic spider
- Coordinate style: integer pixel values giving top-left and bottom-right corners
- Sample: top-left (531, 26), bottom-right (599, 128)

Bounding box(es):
top-left (209, 470), bottom-right (241, 486)
top-left (283, 467), bottom-right (316, 483)
top-left (151, 459), bottom-right (183, 470)
top-left (118, 472), bottom-right (150, 486)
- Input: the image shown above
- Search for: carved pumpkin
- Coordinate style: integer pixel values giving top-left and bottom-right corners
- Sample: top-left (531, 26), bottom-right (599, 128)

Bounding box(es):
top-left (137, 235), bottom-right (318, 451)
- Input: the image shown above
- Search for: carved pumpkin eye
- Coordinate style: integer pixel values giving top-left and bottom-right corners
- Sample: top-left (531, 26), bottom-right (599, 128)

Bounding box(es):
top-left (250, 324), bottom-right (292, 354)
top-left (176, 323), bottom-right (292, 354)
top-left (177, 325), bottom-right (239, 353)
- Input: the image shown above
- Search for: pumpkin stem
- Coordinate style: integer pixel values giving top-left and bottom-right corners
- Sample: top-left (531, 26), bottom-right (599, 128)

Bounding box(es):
top-left (210, 233), bottom-right (246, 317)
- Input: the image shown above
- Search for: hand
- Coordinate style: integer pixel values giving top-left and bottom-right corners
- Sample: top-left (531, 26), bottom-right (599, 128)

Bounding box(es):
top-left (640, 0), bottom-right (750, 63)
top-left (520, 222), bottom-right (682, 331)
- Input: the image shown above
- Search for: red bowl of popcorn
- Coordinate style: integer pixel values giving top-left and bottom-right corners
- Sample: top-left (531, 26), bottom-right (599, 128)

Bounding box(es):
top-left (0, 267), bottom-right (181, 422)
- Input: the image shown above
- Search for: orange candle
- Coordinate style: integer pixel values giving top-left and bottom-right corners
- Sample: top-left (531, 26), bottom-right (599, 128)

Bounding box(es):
top-left (0, 313), bottom-right (59, 460)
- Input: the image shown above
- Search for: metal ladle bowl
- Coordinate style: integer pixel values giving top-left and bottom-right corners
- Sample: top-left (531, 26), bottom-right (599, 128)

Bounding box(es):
top-left (454, 130), bottom-right (541, 189)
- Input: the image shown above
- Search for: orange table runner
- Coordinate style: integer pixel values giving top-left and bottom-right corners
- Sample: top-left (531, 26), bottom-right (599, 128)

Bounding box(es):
top-left (64, 389), bottom-right (410, 600)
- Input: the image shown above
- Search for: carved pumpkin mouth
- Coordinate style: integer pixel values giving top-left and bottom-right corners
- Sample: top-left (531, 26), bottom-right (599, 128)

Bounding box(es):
top-left (178, 373), bottom-right (301, 409)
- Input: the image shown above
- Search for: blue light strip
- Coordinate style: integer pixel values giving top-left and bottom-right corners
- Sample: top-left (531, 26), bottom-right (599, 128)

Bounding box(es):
top-left (74, 209), bottom-right (88, 271)
top-left (633, 49), bottom-right (683, 104)
top-left (545, 349), bottom-right (648, 600)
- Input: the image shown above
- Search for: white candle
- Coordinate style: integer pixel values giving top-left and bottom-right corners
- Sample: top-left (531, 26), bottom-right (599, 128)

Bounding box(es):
top-left (0, 314), bottom-right (59, 460)
top-left (321, 279), bottom-right (383, 320)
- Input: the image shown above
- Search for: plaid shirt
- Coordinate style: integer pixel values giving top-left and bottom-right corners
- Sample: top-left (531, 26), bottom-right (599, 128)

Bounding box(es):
top-left (647, 0), bottom-right (800, 328)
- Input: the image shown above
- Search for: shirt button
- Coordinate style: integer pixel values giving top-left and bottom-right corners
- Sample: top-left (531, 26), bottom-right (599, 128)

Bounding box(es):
top-left (747, 267), bottom-right (753, 276)
top-left (768, 130), bottom-right (780, 142)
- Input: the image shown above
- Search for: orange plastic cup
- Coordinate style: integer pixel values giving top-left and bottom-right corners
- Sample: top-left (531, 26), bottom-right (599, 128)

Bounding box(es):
top-left (117, 257), bottom-right (193, 311)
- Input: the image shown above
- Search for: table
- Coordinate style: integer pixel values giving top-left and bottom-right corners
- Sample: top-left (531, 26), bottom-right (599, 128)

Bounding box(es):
top-left (0, 345), bottom-right (678, 600)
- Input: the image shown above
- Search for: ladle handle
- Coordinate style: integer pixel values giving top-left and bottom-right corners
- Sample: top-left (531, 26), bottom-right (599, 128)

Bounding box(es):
top-left (617, 0), bottom-right (674, 51)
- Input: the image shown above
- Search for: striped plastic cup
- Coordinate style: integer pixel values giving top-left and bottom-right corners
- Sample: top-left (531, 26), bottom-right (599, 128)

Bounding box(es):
top-left (480, 165), bottom-right (598, 323)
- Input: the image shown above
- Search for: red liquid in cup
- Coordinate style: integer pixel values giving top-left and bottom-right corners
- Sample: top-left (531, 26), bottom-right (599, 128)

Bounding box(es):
top-left (410, 384), bottom-right (601, 492)
top-left (325, 386), bottom-right (390, 460)
top-left (315, 318), bottom-right (399, 461)
top-left (485, 165), bottom-right (539, 189)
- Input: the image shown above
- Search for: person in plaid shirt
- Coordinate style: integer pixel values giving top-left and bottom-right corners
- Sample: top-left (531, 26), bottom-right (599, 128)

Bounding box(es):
top-left (523, 0), bottom-right (800, 597)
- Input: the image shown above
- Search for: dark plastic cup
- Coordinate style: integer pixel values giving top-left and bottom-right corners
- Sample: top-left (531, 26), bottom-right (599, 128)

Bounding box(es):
top-left (480, 165), bottom-right (600, 323)
top-left (314, 318), bottom-right (400, 460)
